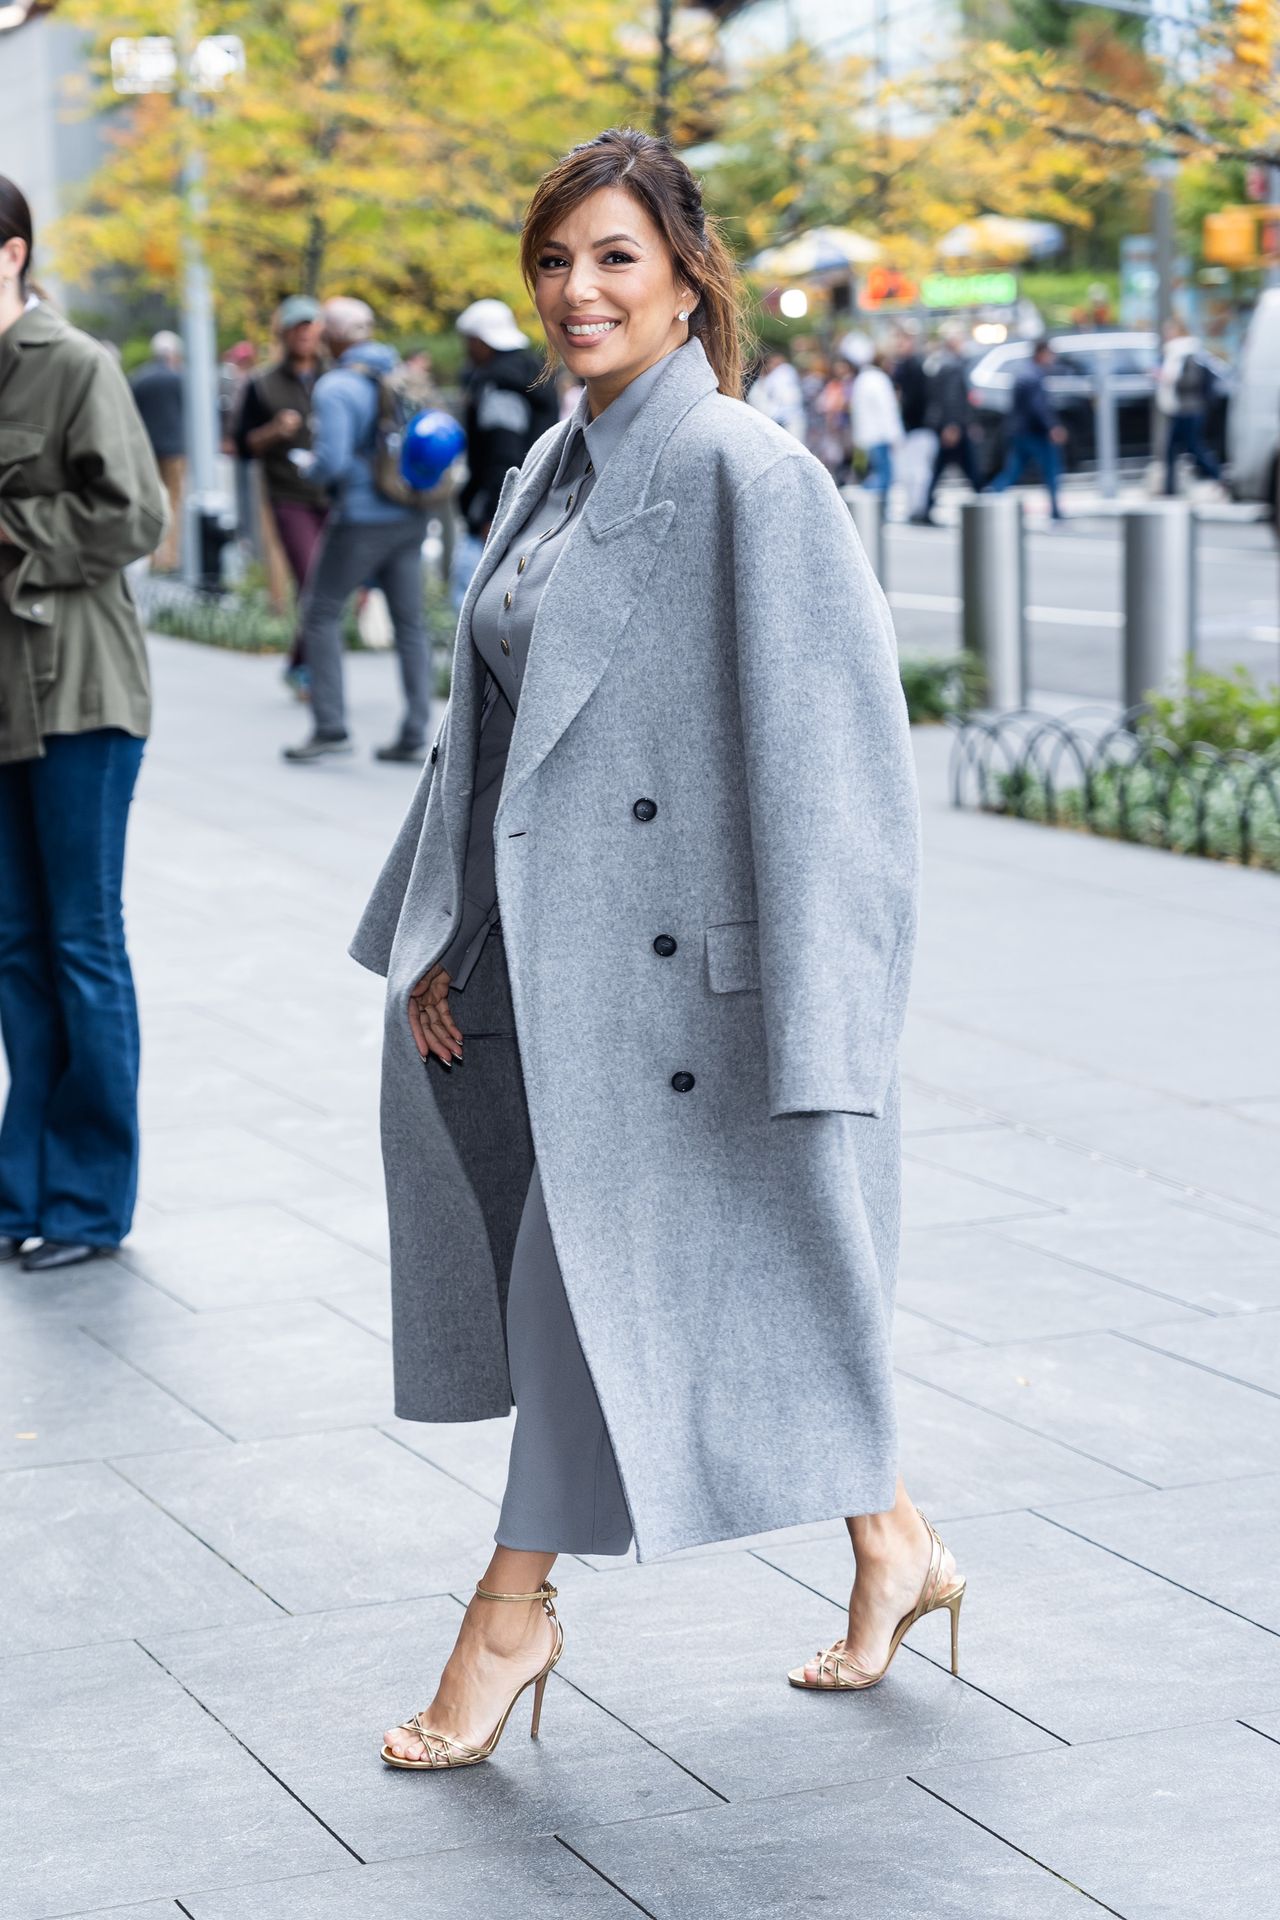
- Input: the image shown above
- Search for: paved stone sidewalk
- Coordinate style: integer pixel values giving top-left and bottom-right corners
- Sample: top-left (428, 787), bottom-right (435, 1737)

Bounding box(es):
top-left (3, 638), bottom-right (1278, 1920)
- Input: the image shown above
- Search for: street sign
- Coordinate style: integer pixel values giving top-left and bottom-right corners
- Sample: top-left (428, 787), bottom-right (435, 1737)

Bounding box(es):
top-left (110, 33), bottom-right (245, 95)
top-left (920, 271), bottom-right (1018, 310)
top-left (1203, 204), bottom-right (1280, 267)
top-left (110, 36), bottom-right (178, 93)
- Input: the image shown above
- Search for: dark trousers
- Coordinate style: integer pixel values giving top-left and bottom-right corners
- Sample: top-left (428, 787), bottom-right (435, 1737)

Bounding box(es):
top-left (271, 498), bottom-right (330, 669)
top-left (990, 430), bottom-right (1063, 515)
top-left (0, 730), bottom-right (145, 1246)
top-left (299, 515), bottom-right (431, 744)
top-left (923, 429), bottom-right (982, 514)
top-left (1165, 413), bottom-right (1220, 494)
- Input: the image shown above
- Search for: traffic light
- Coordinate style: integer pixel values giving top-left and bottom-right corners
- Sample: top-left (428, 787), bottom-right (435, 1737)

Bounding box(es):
top-left (1236, 0), bottom-right (1274, 72)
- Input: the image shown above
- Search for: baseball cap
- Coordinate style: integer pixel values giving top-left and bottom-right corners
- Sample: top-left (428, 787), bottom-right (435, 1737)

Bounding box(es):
top-left (456, 299), bottom-right (529, 352)
top-left (276, 295), bottom-right (322, 330)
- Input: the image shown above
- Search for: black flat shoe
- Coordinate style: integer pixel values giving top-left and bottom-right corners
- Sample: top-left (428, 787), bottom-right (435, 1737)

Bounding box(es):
top-left (374, 739), bottom-right (427, 764)
top-left (282, 733), bottom-right (353, 763)
top-left (1, 1235), bottom-right (29, 1263)
top-left (20, 1241), bottom-right (114, 1273)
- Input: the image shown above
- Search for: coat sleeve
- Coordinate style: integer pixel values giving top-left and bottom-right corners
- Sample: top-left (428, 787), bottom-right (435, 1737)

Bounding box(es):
top-left (0, 350), bottom-right (166, 591)
top-left (732, 449), bottom-right (920, 1121)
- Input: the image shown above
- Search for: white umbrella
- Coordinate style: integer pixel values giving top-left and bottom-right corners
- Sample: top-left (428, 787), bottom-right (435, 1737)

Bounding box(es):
top-left (938, 216), bottom-right (1064, 263)
top-left (749, 225), bottom-right (883, 280)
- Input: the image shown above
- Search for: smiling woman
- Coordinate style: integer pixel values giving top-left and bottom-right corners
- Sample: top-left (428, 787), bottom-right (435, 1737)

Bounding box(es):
top-left (354, 126), bottom-right (964, 1778)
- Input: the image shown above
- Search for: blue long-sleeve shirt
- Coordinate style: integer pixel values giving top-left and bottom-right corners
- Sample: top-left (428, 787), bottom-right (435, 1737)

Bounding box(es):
top-left (1010, 359), bottom-right (1057, 438)
top-left (306, 341), bottom-right (419, 525)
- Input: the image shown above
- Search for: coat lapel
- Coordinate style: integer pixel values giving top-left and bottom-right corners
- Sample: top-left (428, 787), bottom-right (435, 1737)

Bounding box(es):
top-left (496, 338), bottom-right (719, 817)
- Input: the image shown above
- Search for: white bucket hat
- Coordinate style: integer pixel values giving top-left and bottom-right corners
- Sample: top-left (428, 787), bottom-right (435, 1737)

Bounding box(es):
top-left (455, 298), bottom-right (529, 352)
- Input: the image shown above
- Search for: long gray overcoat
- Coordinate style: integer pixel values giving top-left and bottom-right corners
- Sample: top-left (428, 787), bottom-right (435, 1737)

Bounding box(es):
top-left (351, 336), bottom-right (920, 1561)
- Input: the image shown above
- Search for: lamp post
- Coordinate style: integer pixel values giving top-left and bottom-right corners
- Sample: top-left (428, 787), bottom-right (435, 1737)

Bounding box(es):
top-left (111, 18), bottom-right (244, 589)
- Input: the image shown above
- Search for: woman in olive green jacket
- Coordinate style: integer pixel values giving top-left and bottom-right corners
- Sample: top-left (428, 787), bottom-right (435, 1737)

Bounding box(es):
top-left (0, 177), bottom-right (167, 1273)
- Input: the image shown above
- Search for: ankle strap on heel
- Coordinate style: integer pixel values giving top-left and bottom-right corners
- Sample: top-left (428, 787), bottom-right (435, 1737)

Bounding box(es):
top-left (474, 1581), bottom-right (558, 1615)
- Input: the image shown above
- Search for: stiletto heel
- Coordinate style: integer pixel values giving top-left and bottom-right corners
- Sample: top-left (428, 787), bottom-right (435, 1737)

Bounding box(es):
top-left (381, 1582), bottom-right (563, 1770)
top-left (788, 1510), bottom-right (967, 1692)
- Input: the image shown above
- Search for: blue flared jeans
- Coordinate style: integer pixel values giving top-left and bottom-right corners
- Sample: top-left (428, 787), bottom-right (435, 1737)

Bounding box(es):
top-left (0, 728), bottom-right (145, 1247)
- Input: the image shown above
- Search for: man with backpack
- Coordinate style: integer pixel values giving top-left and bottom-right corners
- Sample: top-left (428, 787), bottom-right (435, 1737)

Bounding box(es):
top-left (1158, 320), bottom-right (1221, 497)
top-left (283, 296), bottom-right (433, 765)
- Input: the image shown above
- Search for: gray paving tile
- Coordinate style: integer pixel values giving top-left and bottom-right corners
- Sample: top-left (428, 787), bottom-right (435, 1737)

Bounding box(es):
top-left (43, 1905), bottom-right (176, 1919)
top-left (324, 1285), bottom-right (392, 1342)
top-left (144, 1597), bottom-right (716, 1864)
top-left (1127, 1309), bottom-right (1280, 1397)
top-left (553, 1551), bottom-right (1058, 1799)
top-left (0, 1462), bottom-right (279, 1657)
top-left (899, 1014), bottom-right (1088, 1097)
top-left (113, 1429), bottom-right (503, 1613)
top-left (116, 1203), bottom-right (388, 1309)
top-left (897, 1224), bottom-right (1204, 1341)
top-left (1039, 1474), bottom-right (1280, 1633)
top-left (564, 1777), bottom-right (1099, 1919)
top-left (174, 1844), bottom-right (636, 1918)
top-left (761, 1511), bottom-right (1280, 1743)
top-left (94, 1301), bottom-right (394, 1441)
top-left (0, 1256), bottom-right (194, 1340)
top-left (916, 1719), bottom-right (1280, 1919)
top-left (907, 1125), bottom-right (1178, 1212)
top-left (285, 1190), bottom-right (392, 1262)
top-left (1, 1325), bottom-right (225, 1469)
top-left (893, 1307), bottom-right (983, 1359)
top-left (384, 1412), bottom-right (515, 1505)
top-left (996, 1200), bottom-right (1280, 1312)
top-left (901, 1082), bottom-right (1003, 1138)
top-left (894, 1375), bottom-right (1144, 1518)
top-left (140, 1124), bottom-right (368, 1214)
top-left (0, 1638), bottom-right (342, 1920)
top-left (901, 1155), bottom-right (1062, 1231)
top-left (1055, 1102), bottom-right (1280, 1218)
top-left (902, 1329), bottom-right (1280, 1486)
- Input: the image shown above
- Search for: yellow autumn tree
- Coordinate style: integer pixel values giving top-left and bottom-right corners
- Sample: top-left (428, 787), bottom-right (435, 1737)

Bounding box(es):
top-left (52, 0), bottom-right (725, 336)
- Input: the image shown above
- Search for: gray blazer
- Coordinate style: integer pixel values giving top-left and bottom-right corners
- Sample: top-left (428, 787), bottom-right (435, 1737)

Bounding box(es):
top-left (352, 336), bottom-right (921, 1560)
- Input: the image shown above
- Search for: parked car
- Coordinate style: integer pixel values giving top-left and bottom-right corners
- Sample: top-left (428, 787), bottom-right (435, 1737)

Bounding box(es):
top-left (1227, 289), bottom-right (1280, 506)
top-left (966, 330), bottom-right (1230, 481)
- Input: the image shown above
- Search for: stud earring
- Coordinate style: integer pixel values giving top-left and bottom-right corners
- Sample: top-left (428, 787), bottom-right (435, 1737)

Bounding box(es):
top-left (678, 309), bottom-right (688, 322)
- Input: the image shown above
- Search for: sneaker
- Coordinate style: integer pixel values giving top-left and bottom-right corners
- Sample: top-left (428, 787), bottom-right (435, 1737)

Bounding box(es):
top-left (374, 739), bottom-right (428, 764)
top-left (282, 733), bottom-right (353, 763)
top-left (283, 663), bottom-right (311, 702)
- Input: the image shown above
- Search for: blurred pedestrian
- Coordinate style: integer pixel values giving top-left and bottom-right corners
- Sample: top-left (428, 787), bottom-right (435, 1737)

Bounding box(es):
top-left (989, 338), bottom-right (1067, 520)
top-left (746, 346), bottom-right (806, 438)
top-left (0, 176), bottom-right (166, 1272)
top-left (130, 329), bottom-right (185, 571)
top-left (916, 326), bottom-right (983, 526)
top-left (283, 296), bottom-right (432, 765)
top-left (456, 299), bottom-right (558, 541)
top-left (814, 355), bottom-right (855, 480)
top-left (219, 341), bottom-right (257, 555)
top-left (891, 323), bottom-right (935, 523)
top-left (236, 295), bottom-right (329, 696)
top-left (1158, 320), bottom-right (1221, 497)
top-left (852, 350), bottom-right (903, 500)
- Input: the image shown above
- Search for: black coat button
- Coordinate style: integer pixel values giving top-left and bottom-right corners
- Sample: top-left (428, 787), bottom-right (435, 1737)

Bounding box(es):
top-left (671, 1071), bottom-right (695, 1093)
top-left (653, 934), bottom-right (677, 957)
top-left (632, 797), bottom-right (658, 822)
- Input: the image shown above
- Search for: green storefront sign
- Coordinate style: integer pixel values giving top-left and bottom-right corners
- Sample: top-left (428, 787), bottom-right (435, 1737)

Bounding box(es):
top-left (921, 272), bottom-right (1018, 309)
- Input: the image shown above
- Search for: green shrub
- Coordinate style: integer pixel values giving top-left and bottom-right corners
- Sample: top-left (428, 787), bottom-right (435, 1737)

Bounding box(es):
top-left (1142, 665), bottom-right (1280, 756)
top-left (900, 653), bottom-right (985, 724)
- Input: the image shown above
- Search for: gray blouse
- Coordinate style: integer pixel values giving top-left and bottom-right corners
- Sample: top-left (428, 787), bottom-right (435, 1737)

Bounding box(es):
top-left (439, 348), bottom-right (679, 989)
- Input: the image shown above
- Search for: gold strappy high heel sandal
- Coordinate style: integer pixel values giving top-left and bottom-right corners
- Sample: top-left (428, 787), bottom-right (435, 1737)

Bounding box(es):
top-left (380, 1581), bottom-right (563, 1770)
top-left (788, 1509), bottom-right (965, 1691)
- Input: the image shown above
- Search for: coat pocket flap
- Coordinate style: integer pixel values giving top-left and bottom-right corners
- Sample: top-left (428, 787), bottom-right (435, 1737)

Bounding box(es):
top-left (705, 919), bottom-right (761, 993)
top-left (0, 423), bottom-right (46, 467)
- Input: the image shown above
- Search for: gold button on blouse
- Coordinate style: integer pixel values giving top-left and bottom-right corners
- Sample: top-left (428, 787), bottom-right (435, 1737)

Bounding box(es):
top-left (503, 589), bottom-right (513, 610)
top-left (517, 555), bottom-right (528, 573)
top-left (566, 491), bottom-right (574, 510)
top-left (500, 636), bottom-right (511, 655)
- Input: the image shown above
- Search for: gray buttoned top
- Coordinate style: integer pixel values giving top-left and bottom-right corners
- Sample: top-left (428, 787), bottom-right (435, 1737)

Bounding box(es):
top-left (439, 348), bottom-right (678, 989)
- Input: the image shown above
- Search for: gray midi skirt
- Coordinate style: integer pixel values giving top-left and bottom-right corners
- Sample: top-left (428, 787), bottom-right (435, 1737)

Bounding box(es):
top-left (495, 1159), bottom-right (634, 1556)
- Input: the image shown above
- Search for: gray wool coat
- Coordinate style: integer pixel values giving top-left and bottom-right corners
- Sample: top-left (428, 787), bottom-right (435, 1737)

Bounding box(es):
top-left (351, 336), bottom-right (921, 1561)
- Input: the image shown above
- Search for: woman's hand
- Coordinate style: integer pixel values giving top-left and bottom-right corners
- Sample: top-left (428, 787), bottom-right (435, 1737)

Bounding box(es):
top-left (409, 964), bottom-right (464, 1067)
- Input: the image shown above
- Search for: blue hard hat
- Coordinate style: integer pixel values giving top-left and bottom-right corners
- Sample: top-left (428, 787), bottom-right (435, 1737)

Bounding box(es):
top-left (400, 409), bottom-right (466, 491)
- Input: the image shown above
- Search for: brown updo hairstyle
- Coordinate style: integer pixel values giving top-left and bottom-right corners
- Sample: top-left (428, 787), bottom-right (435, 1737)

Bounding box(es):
top-left (0, 175), bottom-right (35, 289)
top-left (519, 127), bottom-right (750, 401)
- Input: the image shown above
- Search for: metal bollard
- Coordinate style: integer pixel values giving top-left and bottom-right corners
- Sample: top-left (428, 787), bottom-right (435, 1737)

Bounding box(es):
top-left (961, 493), bottom-right (1026, 710)
top-left (1123, 502), bottom-right (1193, 710)
top-left (846, 486), bottom-right (886, 586)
